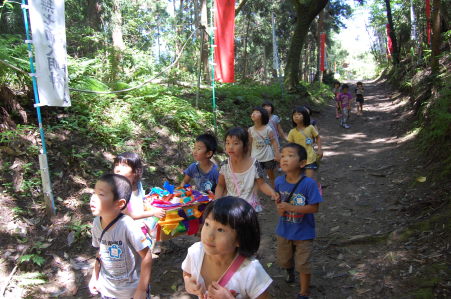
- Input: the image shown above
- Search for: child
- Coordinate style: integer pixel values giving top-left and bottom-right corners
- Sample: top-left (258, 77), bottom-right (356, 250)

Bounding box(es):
top-left (333, 81), bottom-right (341, 119)
top-left (287, 107), bottom-right (323, 181)
top-left (337, 84), bottom-right (352, 129)
top-left (89, 174), bottom-right (152, 299)
top-left (249, 107), bottom-right (280, 187)
top-left (113, 152), bottom-right (165, 221)
top-left (275, 143), bottom-right (323, 299)
top-left (182, 196), bottom-right (272, 299)
top-left (355, 81), bottom-right (365, 116)
top-left (181, 133), bottom-right (219, 193)
top-left (215, 127), bottom-right (279, 212)
top-left (262, 101), bottom-right (287, 145)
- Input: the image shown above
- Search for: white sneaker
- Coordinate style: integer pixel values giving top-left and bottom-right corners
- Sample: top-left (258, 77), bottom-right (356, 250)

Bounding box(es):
top-left (343, 124), bottom-right (351, 129)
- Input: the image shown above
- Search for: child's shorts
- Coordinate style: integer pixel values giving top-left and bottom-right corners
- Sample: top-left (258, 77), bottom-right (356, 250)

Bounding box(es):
top-left (258, 160), bottom-right (277, 170)
top-left (276, 236), bottom-right (313, 274)
top-left (101, 286), bottom-right (151, 299)
top-left (356, 95), bottom-right (364, 103)
top-left (304, 162), bottom-right (318, 169)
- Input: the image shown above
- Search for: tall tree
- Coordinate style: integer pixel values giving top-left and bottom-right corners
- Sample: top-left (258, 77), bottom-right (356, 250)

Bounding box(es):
top-left (431, 0), bottom-right (442, 73)
top-left (384, 0), bottom-right (399, 65)
top-left (284, 0), bottom-right (328, 91)
top-left (110, 0), bottom-right (125, 81)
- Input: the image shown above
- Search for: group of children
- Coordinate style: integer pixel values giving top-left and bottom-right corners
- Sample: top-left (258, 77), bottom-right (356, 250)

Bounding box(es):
top-left (88, 101), bottom-right (326, 299)
top-left (333, 81), bottom-right (365, 129)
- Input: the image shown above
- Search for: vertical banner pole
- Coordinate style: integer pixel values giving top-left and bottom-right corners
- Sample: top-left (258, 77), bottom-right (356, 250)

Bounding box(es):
top-left (21, 0), bottom-right (56, 216)
top-left (209, 0), bottom-right (217, 135)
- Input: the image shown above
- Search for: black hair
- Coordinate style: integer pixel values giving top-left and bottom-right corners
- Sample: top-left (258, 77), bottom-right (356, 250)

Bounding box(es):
top-left (224, 127), bottom-right (250, 154)
top-left (203, 196), bottom-right (260, 257)
top-left (252, 106), bottom-right (269, 125)
top-left (196, 133), bottom-right (218, 158)
top-left (333, 81), bottom-right (341, 87)
top-left (301, 105), bottom-right (312, 116)
top-left (356, 81), bottom-right (363, 86)
top-left (281, 143), bottom-right (307, 162)
top-left (113, 152), bottom-right (143, 182)
top-left (291, 106), bottom-right (311, 127)
top-left (262, 101), bottom-right (275, 114)
top-left (98, 174), bottom-right (132, 210)
top-left (341, 84), bottom-right (349, 90)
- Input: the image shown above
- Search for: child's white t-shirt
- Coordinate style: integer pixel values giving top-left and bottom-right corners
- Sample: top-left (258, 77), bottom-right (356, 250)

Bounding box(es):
top-left (182, 242), bottom-right (272, 299)
top-left (249, 126), bottom-right (275, 163)
top-left (219, 158), bottom-right (265, 212)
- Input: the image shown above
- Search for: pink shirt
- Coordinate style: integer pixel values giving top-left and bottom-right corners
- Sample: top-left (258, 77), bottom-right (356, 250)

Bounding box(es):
top-left (337, 92), bottom-right (352, 108)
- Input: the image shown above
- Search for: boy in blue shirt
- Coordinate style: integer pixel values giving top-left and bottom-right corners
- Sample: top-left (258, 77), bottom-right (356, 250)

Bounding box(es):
top-left (181, 133), bottom-right (219, 193)
top-left (275, 143), bottom-right (323, 299)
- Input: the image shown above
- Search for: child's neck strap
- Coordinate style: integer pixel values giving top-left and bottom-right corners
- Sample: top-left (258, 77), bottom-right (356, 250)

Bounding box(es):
top-left (218, 254), bottom-right (246, 287)
top-left (99, 213), bottom-right (124, 244)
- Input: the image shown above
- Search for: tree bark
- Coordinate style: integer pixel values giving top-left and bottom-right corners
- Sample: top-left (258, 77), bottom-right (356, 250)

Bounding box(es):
top-left (110, 0), bottom-right (125, 81)
top-left (384, 0), bottom-right (399, 65)
top-left (86, 0), bottom-right (102, 31)
top-left (242, 14), bottom-right (251, 80)
top-left (284, 0), bottom-right (328, 91)
top-left (431, 0), bottom-right (442, 73)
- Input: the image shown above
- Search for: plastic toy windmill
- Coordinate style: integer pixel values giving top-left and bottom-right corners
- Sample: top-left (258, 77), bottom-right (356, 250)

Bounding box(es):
top-left (143, 183), bottom-right (214, 240)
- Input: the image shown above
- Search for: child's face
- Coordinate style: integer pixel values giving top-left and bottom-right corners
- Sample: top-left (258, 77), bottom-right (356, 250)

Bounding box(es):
top-left (192, 141), bottom-right (211, 161)
top-left (114, 163), bottom-right (135, 185)
top-left (292, 112), bottom-right (304, 125)
top-left (262, 105), bottom-right (272, 115)
top-left (201, 213), bottom-right (238, 257)
top-left (334, 83), bottom-right (340, 88)
top-left (90, 180), bottom-right (123, 217)
top-left (250, 110), bottom-right (262, 123)
top-left (225, 136), bottom-right (245, 157)
top-left (280, 147), bottom-right (306, 173)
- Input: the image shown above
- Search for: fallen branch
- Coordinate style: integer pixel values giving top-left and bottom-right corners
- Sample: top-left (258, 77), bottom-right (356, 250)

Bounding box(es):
top-left (1, 248), bottom-right (27, 297)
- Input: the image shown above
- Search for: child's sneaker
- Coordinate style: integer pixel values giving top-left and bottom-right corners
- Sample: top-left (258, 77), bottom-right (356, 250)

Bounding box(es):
top-left (285, 268), bottom-right (295, 283)
top-left (343, 124), bottom-right (351, 129)
top-left (296, 295), bottom-right (309, 299)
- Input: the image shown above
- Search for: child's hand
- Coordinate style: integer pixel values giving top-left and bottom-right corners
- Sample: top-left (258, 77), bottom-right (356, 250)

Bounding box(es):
top-left (184, 275), bottom-right (204, 297)
top-left (207, 281), bottom-right (236, 299)
top-left (133, 289), bottom-right (147, 299)
top-left (88, 276), bottom-right (99, 295)
top-left (271, 191), bottom-right (280, 202)
top-left (153, 207), bottom-right (165, 219)
top-left (317, 149), bottom-right (323, 159)
top-left (274, 153), bottom-right (281, 162)
top-left (277, 202), bottom-right (291, 215)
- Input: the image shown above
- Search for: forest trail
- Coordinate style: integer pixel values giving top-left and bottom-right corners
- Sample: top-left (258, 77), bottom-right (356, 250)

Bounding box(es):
top-left (148, 79), bottom-right (419, 299)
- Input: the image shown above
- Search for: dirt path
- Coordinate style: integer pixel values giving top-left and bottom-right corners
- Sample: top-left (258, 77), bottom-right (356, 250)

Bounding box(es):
top-left (148, 79), bottom-right (419, 299)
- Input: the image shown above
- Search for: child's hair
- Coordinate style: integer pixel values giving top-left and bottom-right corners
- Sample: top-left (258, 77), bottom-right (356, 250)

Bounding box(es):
top-left (356, 81), bottom-right (363, 86)
top-left (196, 133), bottom-right (218, 158)
top-left (334, 81), bottom-right (341, 87)
top-left (225, 127), bottom-right (249, 154)
top-left (261, 101), bottom-right (275, 114)
top-left (291, 106), bottom-right (311, 127)
top-left (301, 105), bottom-right (312, 116)
top-left (98, 174), bottom-right (132, 209)
top-left (203, 196), bottom-right (260, 257)
top-left (282, 143), bottom-right (308, 162)
top-left (341, 84), bottom-right (349, 90)
top-left (113, 152), bottom-right (143, 182)
top-left (252, 106), bottom-right (269, 125)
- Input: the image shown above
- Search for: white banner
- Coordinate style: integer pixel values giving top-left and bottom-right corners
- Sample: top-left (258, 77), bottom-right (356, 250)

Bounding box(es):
top-left (29, 0), bottom-right (70, 107)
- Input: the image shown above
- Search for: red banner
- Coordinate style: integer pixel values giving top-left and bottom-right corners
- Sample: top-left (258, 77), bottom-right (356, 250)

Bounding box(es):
top-left (320, 33), bottom-right (326, 72)
top-left (214, 0), bottom-right (235, 83)
top-left (386, 24), bottom-right (393, 56)
top-left (426, 0), bottom-right (431, 45)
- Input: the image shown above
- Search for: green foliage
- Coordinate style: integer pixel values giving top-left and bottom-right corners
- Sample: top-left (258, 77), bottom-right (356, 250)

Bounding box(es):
top-left (16, 272), bottom-right (47, 287)
top-left (68, 221), bottom-right (91, 243)
top-left (0, 34), bottom-right (29, 87)
top-left (19, 242), bottom-right (50, 267)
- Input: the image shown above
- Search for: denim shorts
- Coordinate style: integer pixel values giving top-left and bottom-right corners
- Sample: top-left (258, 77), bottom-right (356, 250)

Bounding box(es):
top-left (304, 162), bottom-right (318, 169)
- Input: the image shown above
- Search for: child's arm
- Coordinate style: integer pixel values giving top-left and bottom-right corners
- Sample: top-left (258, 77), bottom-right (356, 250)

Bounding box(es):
top-left (180, 174), bottom-right (191, 188)
top-left (315, 135), bottom-right (323, 159)
top-left (269, 131), bottom-right (280, 161)
top-left (256, 178), bottom-right (279, 201)
top-left (88, 254), bottom-right (101, 295)
top-left (133, 247), bottom-right (152, 299)
top-left (183, 271), bottom-right (205, 297)
top-left (125, 207), bottom-right (165, 220)
top-left (277, 202), bottom-right (319, 214)
top-left (214, 173), bottom-right (226, 199)
top-left (277, 123), bottom-right (288, 141)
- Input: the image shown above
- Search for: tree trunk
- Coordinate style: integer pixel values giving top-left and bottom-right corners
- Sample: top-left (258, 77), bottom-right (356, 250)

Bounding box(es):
top-left (200, 0), bottom-right (210, 83)
top-left (284, 0), bottom-right (328, 91)
top-left (110, 0), bottom-right (125, 81)
top-left (242, 14), bottom-right (251, 80)
top-left (86, 0), bottom-right (102, 31)
top-left (384, 0), bottom-right (399, 65)
top-left (431, 0), bottom-right (442, 73)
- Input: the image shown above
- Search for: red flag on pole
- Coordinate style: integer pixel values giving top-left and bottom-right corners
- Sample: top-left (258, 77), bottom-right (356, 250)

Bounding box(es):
top-left (214, 0), bottom-right (235, 83)
top-left (386, 24), bottom-right (393, 56)
top-left (320, 33), bottom-right (326, 72)
top-left (426, 0), bottom-right (431, 45)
